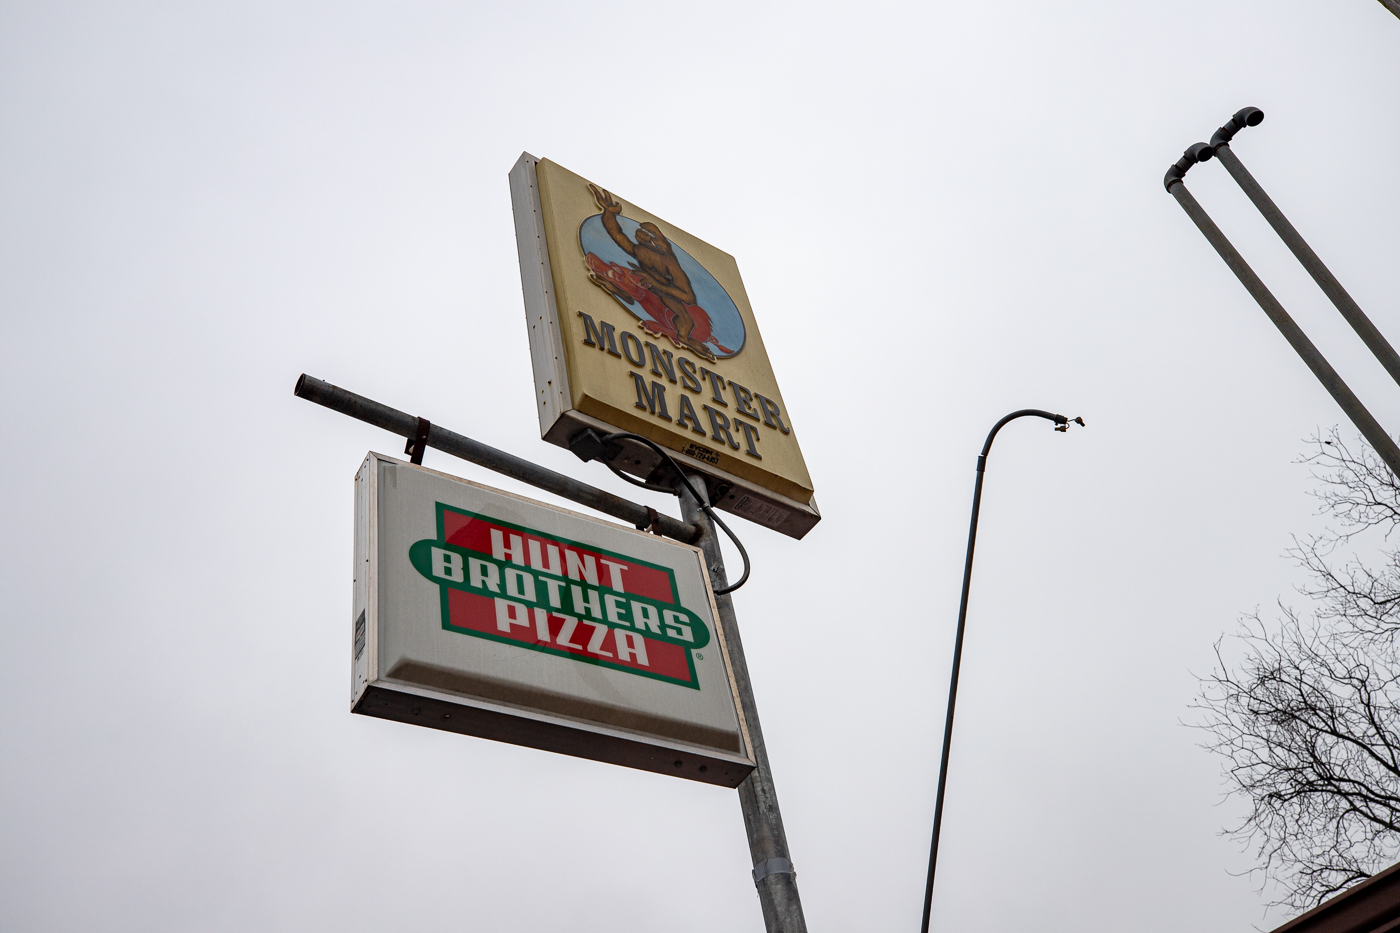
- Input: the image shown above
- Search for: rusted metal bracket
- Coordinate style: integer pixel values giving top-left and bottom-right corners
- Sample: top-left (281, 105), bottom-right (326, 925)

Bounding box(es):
top-left (405, 416), bottom-right (431, 465)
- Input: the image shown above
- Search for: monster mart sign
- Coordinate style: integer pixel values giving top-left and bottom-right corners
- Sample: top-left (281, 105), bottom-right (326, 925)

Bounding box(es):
top-left (351, 452), bottom-right (754, 787)
top-left (509, 153), bottom-right (820, 539)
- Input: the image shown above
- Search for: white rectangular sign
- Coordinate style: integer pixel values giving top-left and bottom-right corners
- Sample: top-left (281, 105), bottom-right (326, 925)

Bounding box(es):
top-left (351, 452), bottom-right (756, 786)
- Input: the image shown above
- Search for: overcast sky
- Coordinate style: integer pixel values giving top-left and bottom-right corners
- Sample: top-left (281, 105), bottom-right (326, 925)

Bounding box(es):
top-left (3, 2), bottom-right (1399, 931)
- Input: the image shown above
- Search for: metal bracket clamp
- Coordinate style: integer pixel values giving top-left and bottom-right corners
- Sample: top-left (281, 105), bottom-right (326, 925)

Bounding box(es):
top-left (752, 857), bottom-right (796, 885)
top-left (405, 417), bottom-right (431, 465)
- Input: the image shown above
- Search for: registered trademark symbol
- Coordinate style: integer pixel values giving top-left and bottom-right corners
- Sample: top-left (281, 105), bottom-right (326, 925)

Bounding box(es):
top-left (695, 652), bottom-right (703, 660)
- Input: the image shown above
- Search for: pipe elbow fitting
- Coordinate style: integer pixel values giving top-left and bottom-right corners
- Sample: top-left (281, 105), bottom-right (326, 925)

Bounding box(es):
top-left (1163, 143), bottom-right (1214, 191)
top-left (1210, 106), bottom-right (1265, 148)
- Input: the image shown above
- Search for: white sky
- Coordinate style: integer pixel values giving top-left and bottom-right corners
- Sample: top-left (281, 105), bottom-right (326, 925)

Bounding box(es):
top-left (2, 2), bottom-right (1398, 931)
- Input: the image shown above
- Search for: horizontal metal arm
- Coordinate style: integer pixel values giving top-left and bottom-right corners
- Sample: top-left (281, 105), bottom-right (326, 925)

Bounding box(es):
top-left (294, 374), bottom-right (701, 543)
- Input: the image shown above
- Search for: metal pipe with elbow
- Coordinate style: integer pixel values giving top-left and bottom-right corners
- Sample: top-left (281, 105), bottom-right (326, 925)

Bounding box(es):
top-left (1162, 156), bottom-right (1400, 480)
top-left (1208, 107), bottom-right (1400, 390)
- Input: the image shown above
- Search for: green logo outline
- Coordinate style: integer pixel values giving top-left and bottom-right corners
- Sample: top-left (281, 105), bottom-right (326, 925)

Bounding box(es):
top-left (409, 502), bottom-right (709, 690)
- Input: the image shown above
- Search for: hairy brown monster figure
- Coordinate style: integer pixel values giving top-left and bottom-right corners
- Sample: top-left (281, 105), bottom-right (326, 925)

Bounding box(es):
top-left (588, 183), bottom-right (712, 359)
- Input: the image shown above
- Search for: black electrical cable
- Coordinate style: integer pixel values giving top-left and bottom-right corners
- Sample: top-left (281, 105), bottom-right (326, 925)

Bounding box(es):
top-left (601, 431), bottom-right (751, 595)
top-left (605, 461), bottom-right (676, 494)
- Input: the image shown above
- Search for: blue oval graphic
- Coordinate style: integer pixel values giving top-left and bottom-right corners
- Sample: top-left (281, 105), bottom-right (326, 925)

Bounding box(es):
top-left (579, 211), bottom-right (745, 361)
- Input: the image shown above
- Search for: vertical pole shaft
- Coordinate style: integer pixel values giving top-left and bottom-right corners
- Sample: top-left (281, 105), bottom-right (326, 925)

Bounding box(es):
top-left (679, 478), bottom-right (807, 933)
top-left (921, 458), bottom-right (987, 933)
top-left (1213, 144), bottom-right (1400, 389)
top-left (1168, 181), bottom-right (1400, 479)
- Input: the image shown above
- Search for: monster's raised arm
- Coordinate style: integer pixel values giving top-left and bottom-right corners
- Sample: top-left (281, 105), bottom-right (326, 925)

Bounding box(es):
top-left (589, 184), bottom-right (635, 257)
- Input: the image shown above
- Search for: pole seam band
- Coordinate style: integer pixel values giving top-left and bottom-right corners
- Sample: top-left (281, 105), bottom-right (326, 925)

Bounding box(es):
top-left (752, 857), bottom-right (795, 885)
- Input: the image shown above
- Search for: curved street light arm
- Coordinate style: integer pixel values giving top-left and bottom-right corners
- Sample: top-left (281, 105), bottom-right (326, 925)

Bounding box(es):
top-left (981, 409), bottom-right (1074, 463)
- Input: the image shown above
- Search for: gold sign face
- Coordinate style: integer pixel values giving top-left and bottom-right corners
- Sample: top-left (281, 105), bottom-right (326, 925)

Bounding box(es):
top-left (510, 155), bottom-right (818, 538)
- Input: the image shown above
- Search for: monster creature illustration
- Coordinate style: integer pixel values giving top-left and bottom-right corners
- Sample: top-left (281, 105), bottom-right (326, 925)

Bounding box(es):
top-left (583, 184), bottom-right (734, 362)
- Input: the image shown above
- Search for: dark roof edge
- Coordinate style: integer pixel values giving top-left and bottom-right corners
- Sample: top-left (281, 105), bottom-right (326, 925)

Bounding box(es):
top-left (1271, 862), bottom-right (1400, 933)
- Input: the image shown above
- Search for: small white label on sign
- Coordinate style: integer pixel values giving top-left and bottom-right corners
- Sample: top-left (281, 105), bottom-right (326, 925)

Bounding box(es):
top-left (730, 495), bottom-right (787, 529)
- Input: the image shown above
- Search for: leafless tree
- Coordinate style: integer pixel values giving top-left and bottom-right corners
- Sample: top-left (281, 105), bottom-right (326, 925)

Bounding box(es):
top-left (1196, 430), bottom-right (1400, 913)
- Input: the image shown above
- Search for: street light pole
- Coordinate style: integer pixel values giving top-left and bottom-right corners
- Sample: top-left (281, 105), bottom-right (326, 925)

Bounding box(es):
top-left (295, 376), bottom-right (807, 932)
top-left (920, 409), bottom-right (1082, 933)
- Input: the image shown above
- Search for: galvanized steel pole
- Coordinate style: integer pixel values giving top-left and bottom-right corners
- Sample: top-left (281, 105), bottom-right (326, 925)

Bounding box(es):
top-left (680, 476), bottom-right (807, 933)
top-left (920, 410), bottom-right (1074, 933)
top-left (1164, 179), bottom-right (1400, 479)
top-left (1210, 141), bottom-right (1400, 390)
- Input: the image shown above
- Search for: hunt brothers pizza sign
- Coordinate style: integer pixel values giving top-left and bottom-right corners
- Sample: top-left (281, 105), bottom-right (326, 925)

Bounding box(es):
top-left (408, 505), bottom-right (712, 689)
top-left (351, 452), bottom-right (755, 787)
top-left (509, 154), bottom-right (820, 539)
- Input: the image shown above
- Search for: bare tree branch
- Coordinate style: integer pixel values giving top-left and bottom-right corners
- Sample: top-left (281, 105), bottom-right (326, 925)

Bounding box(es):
top-left (1194, 430), bottom-right (1400, 913)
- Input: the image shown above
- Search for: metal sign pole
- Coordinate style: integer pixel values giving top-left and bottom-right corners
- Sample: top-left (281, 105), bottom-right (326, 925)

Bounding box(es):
top-left (679, 476), bottom-right (808, 933)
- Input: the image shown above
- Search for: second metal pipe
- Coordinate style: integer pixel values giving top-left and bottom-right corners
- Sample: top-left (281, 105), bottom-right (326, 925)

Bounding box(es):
top-left (1213, 143), bottom-right (1400, 390)
top-left (1167, 182), bottom-right (1400, 478)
